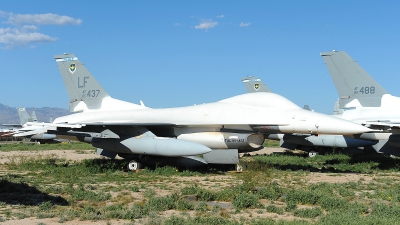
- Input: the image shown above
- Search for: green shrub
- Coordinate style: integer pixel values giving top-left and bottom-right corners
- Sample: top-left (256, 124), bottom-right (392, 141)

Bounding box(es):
top-left (318, 196), bottom-right (348, 211)
top-left (80, 206), bottom-right (102, 221)
top-left (285, 189), bottom-right (322, 205)
top-left (257, 182), bottom-right (283, 200)
top-left (371, 202), bottom-right (400, 218)
top-left (143, 188), bottom-right (156, 198)
top-left (164, 215), bottom-right (186, 225)
top-left (193, 216), bottom-right (231, 225)
top-left (129, 203), bottom-right (149, 219)
top-left (69, 185), bottom-right (111, 202)
top-left (215, 188), bottom-right (236, 201)
top-left (38, 201), bottom-right (54, 211)
top-left (293, 207), bottom-right (322, 218)
top-left (195, 202), bottom-right (209, 212)
top-left (285, 201), bottom-right (297, 212)
top-left (265, 205), bottom-right (284, 214)
top-left (181, 185), bottom-right (200, 195)
top-left (147, 196), bottom-right (176, 211)
top-left (128, 185), bottom-right (140, 192)
top-left (176, 199), bottom-right (194, 211)
top-left (197, 189), bottom-right (216, 201)
top-left (232, 192), bottom-right (260, 210)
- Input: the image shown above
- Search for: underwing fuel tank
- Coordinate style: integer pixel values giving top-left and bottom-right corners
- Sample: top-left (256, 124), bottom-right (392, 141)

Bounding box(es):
top-left (31, 133), bottom-right (57, 140)
top-left (91, 136), bottom-right (212, 157)
top-left (176, 132), bottom-right (264, 150)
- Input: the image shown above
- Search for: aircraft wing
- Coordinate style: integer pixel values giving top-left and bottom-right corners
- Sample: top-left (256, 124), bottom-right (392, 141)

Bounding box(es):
top-left (12, 127), bottom-right (54, 137)
top-left (11, 122), bottom-right (85, 137)
top-left (1, 124), bottom-right (22, 128)
top-left (18, 121), bottom-right (292, 137)
top-left (27, 121), bottom-right (290, 128)
top-left (26, 122), bottom-right (85, 128)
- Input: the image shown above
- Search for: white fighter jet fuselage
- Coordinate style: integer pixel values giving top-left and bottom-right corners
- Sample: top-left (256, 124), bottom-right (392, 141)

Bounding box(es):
top-left (53, 92), bottom-right (370, 136)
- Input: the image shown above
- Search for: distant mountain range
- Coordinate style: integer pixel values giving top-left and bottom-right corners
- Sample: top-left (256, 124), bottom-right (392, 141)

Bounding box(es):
top-left (0, 103), bottom-right (70, 125)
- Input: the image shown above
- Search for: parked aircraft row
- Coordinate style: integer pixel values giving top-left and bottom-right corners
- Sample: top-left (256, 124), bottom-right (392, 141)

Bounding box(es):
top-left (11, 51), bottom-right (399, 171)
top-left (242, 51), bottom-right (400, 157)
top-left (1, 108), bottom-right (57, 143)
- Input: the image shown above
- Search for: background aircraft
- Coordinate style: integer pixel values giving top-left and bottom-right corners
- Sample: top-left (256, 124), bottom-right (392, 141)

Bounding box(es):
top-left (3, 108), bottom-right (58, 143)
top-left (21, 54), bottom-right (371, 171)
top-left (321, 51), bottom-right (400, 156)
top-left (241, 76), bottom-right (377, 157)
top-left (241, 76), bottom-right (272, 93)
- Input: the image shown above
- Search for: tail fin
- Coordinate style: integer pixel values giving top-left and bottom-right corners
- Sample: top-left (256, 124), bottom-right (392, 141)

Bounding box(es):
top-left (321, 51), bottom-right (388, 108)
top-left (54, 54), bottom-right (145, 112)
top-left (332, 100), bottom-right (344, 115)
top-left (31, 110), bottom-right (37, 122)
top-left (17, 108), bottom-right (32, 125)
top-left (241, 76), bottom-right (272, 93)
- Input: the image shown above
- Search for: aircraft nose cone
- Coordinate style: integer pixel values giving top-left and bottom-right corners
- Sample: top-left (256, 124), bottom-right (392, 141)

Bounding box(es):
top-left (319, 117), bottom-right (371, 135)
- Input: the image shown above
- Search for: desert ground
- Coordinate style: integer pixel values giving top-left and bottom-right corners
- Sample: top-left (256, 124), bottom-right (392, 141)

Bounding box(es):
top-left (1, 146), bottom-right (399, 225)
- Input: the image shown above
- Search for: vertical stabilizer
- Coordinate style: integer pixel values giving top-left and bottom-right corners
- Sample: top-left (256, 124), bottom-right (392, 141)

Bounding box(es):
top-left (17, 108), bottom-right (32, 125)
top-left (31, 111), bottom-right (37, 122)
top-left (54, 54), bottom-right (144, 112)
top-left (321, 51), bottom-right (388, 108)
top-left (242, 76), bottom-right (272, 93)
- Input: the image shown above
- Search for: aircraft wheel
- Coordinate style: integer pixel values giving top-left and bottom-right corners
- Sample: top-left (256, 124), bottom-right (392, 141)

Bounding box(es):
top-left (235, 164), bottom-right (243, 172)
top-left (308, 150), bottom-right (318, 157)
top-left (128, 160), bottom-right (143, 171)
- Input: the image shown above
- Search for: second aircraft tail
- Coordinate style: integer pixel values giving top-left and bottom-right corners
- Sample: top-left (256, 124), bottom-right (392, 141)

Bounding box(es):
top-left (242, 76), bottom-right (272, 93)
top-left (321, 51), bottom-right (388, 108)
top-left (17, 108), bottom-right (33, 125)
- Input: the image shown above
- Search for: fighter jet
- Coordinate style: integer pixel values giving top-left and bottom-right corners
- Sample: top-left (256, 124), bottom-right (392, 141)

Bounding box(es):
top-left (20, 54), bottom-right (371, 170)
top-left (321, 51), bottom-right (400, 156)
top-left (241, 76), bottom-right (377, 156)
top-left (3, 108), bottom-right (58, 143)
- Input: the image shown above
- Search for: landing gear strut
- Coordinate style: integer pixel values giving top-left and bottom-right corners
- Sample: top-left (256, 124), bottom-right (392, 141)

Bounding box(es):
top-left (235, 164), bottom-right (243, 172)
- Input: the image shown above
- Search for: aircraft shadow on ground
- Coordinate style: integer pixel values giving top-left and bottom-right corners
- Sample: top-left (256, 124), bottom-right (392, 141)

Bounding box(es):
top-left (0, 176), bottom-right (68, 206)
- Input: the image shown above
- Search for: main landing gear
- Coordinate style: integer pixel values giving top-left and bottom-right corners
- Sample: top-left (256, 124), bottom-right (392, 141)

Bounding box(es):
top-left (127, 160), bottom-right (143, 171)
top-left (308, 150), bottom-right (319, 157)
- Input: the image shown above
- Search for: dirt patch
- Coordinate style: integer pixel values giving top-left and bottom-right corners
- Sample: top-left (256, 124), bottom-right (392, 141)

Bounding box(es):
top-left (239, 147), bottom-right (288, 157)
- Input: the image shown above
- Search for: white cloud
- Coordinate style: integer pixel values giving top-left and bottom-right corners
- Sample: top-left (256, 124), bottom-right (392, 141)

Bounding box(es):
top-left (239, 22), bottom-right (251, 27)
top-left (0, 10), bottom-right (9, 17)
top-left (0, 27), bottom-right (57, 49)
top-left (0, 11), bottom-right (81, 49)
top-left (195, 19), bottom-right (218, 31)
top-left (173, 23), bottom-right (181, 26)
top-left (5, 13), bottom-right (82, 26)
top-left (217, 15), bottom-right (224, 18)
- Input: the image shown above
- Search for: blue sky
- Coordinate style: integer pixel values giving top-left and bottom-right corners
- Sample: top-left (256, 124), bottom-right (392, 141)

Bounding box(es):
top-left (1, 1), bottom-right (400, 114)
